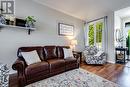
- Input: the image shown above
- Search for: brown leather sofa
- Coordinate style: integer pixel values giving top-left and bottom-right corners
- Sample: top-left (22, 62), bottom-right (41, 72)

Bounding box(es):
top-left (12, 46), bottom-right (79, 87)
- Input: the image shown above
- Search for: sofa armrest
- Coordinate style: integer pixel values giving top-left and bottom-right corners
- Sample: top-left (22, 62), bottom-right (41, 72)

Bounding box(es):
top-left (12, 58), bottom-right (26, 87)
top-left (12, 58), bottom-right (26, 72)
top-left (73, 53), bottom-right (79, 59)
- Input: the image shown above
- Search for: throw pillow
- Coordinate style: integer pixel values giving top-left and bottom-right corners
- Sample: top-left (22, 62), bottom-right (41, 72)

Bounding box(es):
top-left (63, 48), bottom-right (74, 59)
top-left (21, 50), bottom-right (41, 65)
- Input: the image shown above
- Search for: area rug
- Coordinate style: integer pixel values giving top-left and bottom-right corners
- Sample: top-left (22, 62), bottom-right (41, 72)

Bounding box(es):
top-left (26, 68), bottom-right (119, 87)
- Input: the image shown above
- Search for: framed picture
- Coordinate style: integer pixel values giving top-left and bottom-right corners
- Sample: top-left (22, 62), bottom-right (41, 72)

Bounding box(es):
top-left (58, 23), bottom-right (74, 36)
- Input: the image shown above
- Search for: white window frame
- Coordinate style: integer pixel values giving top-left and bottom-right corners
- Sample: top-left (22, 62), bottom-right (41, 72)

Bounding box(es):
top-left (88, 19), bottom-right (104, 50)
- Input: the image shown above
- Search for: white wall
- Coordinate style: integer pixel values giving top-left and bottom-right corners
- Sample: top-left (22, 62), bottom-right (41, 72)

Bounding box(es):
top-left (121, 17), bottom-right (130, 47)
top-left (0, 0), bottom-right (85, 73)
top-left (114, 13), bottom-right (121, 29)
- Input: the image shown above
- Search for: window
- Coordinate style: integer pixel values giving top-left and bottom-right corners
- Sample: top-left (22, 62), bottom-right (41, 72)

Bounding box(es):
top-left (88, 21), bottom-right (103, 49)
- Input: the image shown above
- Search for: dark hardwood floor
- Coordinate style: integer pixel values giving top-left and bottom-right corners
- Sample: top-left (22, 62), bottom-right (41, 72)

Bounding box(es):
top-left (9, 62), bottom-right (130, 87)
top-left (80, 62), bottom-right (130, 87)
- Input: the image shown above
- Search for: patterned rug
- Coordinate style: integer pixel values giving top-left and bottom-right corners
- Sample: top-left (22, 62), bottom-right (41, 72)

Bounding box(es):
top-left (26, 68), bottom-right (119, 87)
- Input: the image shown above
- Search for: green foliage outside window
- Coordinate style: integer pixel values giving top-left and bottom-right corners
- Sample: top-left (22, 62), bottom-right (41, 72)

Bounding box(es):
top-left (88, 22), bottom-right (103, 48)
top-left (96, 22), bottom-right (103, 43)
top-left (88, 24), bottom-right (94, 46)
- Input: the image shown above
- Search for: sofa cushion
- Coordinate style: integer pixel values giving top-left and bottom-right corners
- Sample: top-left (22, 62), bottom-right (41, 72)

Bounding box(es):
top-left (47, 59), bottom-right (65, 72)
top-left (44, 46), bottom-right (57, 60)
top-left (57, 46), bottom-right (64, 59)
top-left (64, 57), bottom-right (77, 64)
top-left (64, 58), bottom-right (78, 70)
top-left (25, 61), bottom-right (49, 79)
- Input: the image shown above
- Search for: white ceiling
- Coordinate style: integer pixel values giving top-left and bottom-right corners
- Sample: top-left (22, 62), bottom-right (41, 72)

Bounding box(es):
top-left (33, 0), bottom-right (130, 21)
top-left (115, 7), bottom-right (130, 18)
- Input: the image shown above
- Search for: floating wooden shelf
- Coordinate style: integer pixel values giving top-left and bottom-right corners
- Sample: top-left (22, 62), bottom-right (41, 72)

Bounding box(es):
top-left (0, 24), bottom-right (36, 35)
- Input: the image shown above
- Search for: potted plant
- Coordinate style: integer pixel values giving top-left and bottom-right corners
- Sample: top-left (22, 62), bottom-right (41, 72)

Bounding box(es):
top-left (25, 16), bottom-right (36, 28)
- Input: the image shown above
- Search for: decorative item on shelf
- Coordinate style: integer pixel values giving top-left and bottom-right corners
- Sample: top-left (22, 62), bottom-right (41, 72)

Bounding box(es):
top-left (0, 14), bottom-right (6, 25)
top-left (15, 18), bottom-right (26, 27)
top-left (0, 8), bottom-right (6, 25)
top-left (5, 15), bottom-right (10, 25)
top-left (25, 16), bottom-right (36, 35)
top-left (25, 16), bottom-right (36, 28)
top-left (71, 39), bottom-right (77, 51)
top-left (5, 19), bottom-right (10, 25)
top-left (5, 15), bottom-right (15, 25)
top-left (9, 16), bottom-right (15, 25)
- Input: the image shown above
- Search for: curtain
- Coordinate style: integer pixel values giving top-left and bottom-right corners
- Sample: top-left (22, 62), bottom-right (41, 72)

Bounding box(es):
top-left (84, 23), bottom-right (89, 46)
top-left (102, 16), bottom-right (108, 53)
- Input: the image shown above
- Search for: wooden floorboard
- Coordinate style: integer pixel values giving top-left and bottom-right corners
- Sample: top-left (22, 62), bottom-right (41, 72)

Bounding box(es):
top-left (9, 62), bottom-right (130, 87)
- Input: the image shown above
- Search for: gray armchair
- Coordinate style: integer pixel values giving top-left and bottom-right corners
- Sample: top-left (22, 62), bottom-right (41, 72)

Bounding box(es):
top-left (83, 46), bottom-right (107, 64)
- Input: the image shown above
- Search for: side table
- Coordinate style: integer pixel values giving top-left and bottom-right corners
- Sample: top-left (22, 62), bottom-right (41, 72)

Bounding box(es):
top-left (73, 51), bottom-right (82, 63)
top-left (115, 47), bottom-right (128, 64)
top-left (0, 63), bottom-right (9, 87)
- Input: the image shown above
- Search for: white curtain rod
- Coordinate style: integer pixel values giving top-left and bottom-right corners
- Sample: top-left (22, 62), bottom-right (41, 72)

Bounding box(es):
top-left (87, 16), bottom-right (107, 23)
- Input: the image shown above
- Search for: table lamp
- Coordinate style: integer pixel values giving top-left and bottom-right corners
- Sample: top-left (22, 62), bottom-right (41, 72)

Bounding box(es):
top-left (71, 39), bottom-right (77, 51)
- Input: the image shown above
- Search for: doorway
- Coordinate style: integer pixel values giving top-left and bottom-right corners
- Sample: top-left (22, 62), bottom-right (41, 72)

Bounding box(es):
top-left (114, 7), bottom-right (130, 66)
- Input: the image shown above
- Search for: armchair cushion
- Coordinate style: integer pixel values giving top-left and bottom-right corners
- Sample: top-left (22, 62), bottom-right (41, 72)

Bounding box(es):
top-left (94, 50), bottom-right (104, 56)
top-left (85, 46), bottom-right (98, 55)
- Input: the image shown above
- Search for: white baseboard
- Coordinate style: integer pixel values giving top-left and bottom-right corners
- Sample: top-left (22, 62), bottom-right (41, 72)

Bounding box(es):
top-left (107, 60), bottom-right (115, 64)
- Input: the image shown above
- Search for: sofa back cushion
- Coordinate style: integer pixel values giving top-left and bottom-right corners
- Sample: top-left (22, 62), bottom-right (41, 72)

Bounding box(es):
top-left (17, 46), bottom-right (44, 61)
top-left (57, 46), bottom-right (64, 59)
top-left (43, 46), bottom-right (57, 60)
